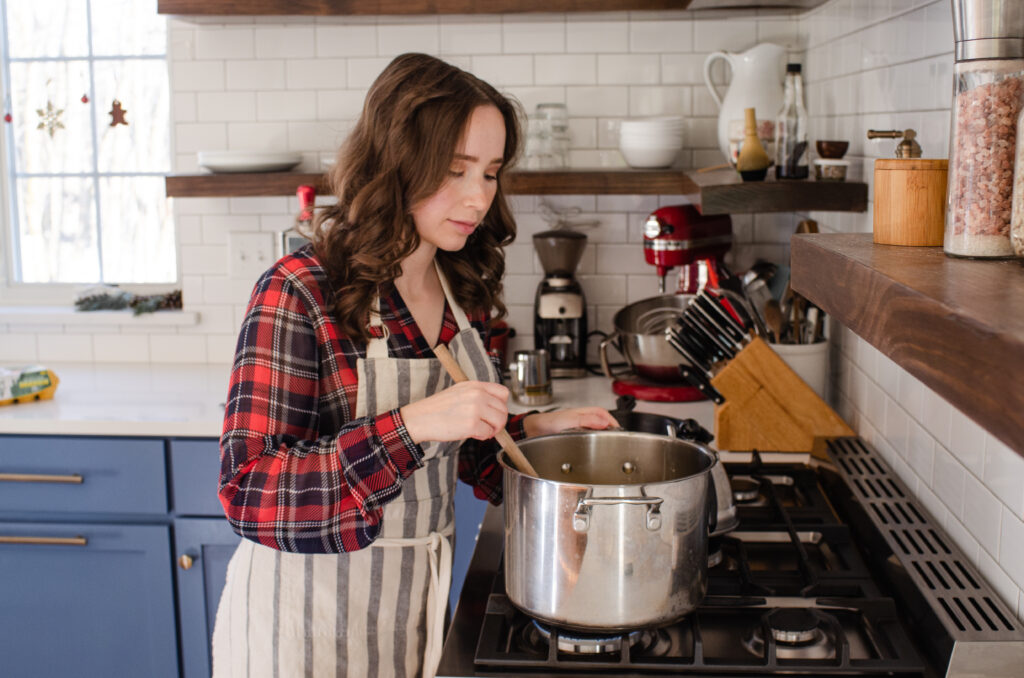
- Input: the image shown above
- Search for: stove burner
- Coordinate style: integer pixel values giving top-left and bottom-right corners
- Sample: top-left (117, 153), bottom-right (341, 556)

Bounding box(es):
top-left (526, 620), bottom-right (656, 655)
top-left (707, 543), bottom-right (724, 568)
top-left (743, 608), bottom-right (836, 660)
top-left (767, 608), bottom-right (820, 643)
top-left (731, 476), bottom-right (761, 503)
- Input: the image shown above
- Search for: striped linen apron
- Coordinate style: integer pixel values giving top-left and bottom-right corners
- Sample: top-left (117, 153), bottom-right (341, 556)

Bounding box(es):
top-left (212, 262), bottom-right (500, 678)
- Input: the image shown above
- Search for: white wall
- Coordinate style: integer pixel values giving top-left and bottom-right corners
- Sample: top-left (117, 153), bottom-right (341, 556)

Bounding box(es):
top-left (1, 10), bottom-right (805, 365)
top-left (800, 0), bottom-right (1024, 622)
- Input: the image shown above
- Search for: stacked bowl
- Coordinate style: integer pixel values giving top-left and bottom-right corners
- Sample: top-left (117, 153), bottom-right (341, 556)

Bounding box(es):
top-left (619, 116), bottom-right (685, 169)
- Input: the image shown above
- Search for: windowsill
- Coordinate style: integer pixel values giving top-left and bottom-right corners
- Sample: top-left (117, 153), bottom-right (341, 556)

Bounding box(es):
top-left (0, 306), bottom-right (200, 326)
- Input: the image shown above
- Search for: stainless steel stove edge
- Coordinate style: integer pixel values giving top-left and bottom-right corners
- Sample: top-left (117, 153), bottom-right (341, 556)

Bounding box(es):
top-left (826, 437), bottom-right (1024, 677)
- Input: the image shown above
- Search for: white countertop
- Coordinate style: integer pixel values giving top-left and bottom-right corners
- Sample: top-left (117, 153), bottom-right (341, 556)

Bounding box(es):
top-left (0, 363), bottom-right (716, 439)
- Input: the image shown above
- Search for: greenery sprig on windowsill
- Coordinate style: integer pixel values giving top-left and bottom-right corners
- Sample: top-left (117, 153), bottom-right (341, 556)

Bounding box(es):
top-left (74, 286), bottom-right (183, 316)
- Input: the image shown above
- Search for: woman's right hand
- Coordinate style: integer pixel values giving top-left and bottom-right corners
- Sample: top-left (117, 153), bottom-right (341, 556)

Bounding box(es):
top-left (400, 380), bottom-right (510, 444)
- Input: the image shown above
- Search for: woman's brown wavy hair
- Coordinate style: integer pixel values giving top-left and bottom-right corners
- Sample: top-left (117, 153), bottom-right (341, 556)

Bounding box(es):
top-left (307, 53), bottom-right (523, 343)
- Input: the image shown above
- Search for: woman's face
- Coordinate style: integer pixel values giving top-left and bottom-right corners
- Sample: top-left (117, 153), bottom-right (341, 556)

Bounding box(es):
top-left (410, 104), bottom-right (506, 252)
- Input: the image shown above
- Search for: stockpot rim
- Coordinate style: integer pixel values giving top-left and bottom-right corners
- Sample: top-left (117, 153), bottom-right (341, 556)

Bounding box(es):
top-left (497, 429), bottom-right (719, 489)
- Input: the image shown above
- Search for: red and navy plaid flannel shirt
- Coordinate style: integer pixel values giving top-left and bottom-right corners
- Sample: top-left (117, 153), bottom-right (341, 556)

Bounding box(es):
top-left (219, 245), bottom-right (527, 553)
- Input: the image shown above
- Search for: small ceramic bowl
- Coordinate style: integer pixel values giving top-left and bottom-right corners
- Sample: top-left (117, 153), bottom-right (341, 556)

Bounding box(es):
top-left (816, 140), bottom-right (849, 159)
top-left (814, 158), bottom-right (849, 181)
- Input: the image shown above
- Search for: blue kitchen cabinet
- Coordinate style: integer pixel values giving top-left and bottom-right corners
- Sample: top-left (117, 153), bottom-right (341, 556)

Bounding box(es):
top-left (174, 517), bottom-right (241, 678)
top-left (0, 520), bottom-right (178, 678)
top-left (0, 435), bottom-right (178, 678)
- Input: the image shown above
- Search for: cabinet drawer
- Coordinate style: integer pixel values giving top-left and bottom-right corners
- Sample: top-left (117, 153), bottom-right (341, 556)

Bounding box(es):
top-left (0, 436), bottom-right (167, 515)
top-left (0, 520), bottom-right (178, 677)
top-left (170, 439), bottom-right (223, 516)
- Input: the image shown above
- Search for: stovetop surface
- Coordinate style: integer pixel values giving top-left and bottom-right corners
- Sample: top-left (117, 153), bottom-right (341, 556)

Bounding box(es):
top-left (436, 446), bottom-right (1022, 677)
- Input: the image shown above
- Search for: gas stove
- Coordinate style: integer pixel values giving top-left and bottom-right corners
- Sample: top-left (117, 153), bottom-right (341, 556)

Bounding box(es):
top-left (437, 438), bottom-right (1024, 677)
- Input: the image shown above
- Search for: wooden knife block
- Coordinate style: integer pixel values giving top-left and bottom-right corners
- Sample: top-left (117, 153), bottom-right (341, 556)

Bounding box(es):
top-left (711, 337), bottom-right (853, 458)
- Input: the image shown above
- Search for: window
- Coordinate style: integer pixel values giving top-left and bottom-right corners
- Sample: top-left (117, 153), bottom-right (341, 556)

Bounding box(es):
top-left (0, 0), bottom-right (174, 292)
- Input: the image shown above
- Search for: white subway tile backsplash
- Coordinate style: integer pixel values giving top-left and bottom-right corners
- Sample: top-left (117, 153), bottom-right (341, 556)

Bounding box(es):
top-left (984, 435), bottom-right (1024, 517)
top-left (0, 334), bottom-right (37, 361)
top-left (180, 245), bottom-right (230, 276)
top-left (595, 244), bottom-right (652, 275)
top-left (964, 471), bottom-right (1003, 559)
top-left (933, 442), bottom-right (966, 517)
top-left (536, 54), bottom-right (596, 86)
top-left (948, 408), bottom-right (986, 478)
top-left (377, 23), bottom-right (440, 57)
top-left (470, 55), bottom-right (534, 87)
top-left (257, 91), bottom-right (316, 121)
top-left (999, 507), bottom-right (1024, 590)
top-left (660, 54), bottom-right (708, 85)
top-left (503, 20), bottom-right (565, 55)
top-left (440, 21), bottom-right (503, 55)
top-left (566, 20), bottom-right (628, 54)
top-left (195, 27), bottom-right (255, 60)
top-left (920, 387), bottom-right (952, 448)
top-left (627, 86), bottom-right (690, 117)
top-left (316, 90), bottom-right (368, 121)
top-left (227, 122), bottom-right (290, 151)
top-left (206, 334), bottom-right (238, 365)
top-left (254, 26), bottom-right (317, 59)
top-left (315, 25), bottom-right (377, 58)
top-left (630, 21), bottom-right (694, 55)
top-left (149, 334), bottom-right (209, 363)
top-left (227, 60), bottom-right (285, 90)
top-left (92, 334), bottom-right (151, 363)
top-left (692, 20), bottom-right (757, 52)
top-left (597, 54), bottom-right (659, 86)
top-left (197, 92), bottom-right (257, 122)
top-left (37, 334), bottom-right (94, 362)
top-left (172, 60), bottom-right (226, 92)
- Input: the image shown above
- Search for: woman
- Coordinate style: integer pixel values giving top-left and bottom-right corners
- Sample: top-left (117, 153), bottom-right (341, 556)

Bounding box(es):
top-left (212, 53), bottom-right (616, 678)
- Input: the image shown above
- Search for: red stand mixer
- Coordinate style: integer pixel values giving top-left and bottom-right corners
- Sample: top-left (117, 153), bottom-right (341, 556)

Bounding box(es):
top-left (601, 205), bottom-right (732, 402)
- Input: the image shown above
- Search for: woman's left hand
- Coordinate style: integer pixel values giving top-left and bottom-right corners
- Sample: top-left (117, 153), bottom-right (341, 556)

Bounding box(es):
top-left (523, 407), bottom-right (620, 438)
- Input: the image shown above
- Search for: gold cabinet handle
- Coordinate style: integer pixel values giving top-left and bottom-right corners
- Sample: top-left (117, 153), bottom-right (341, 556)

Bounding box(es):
top-left (0, 472), bottom-right (83, 484)
top-left (178, 554), bottom-right (195, 570)
top-left (0, 535), bottom-right (88, 546)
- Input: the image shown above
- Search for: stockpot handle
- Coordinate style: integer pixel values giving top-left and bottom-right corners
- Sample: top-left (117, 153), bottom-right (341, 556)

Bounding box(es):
top-left (573, 496), bottom-right (664, 533)
top-left (706, 468), bottom-right (718, 535)
top-left (598, 331), bottom-right (625, 379)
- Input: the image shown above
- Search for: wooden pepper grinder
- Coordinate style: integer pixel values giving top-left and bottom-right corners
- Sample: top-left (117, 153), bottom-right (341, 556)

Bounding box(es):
top-left (736, 107), bottom-right (771, 181)
top-left (869, 129), bottom-right (948, 246)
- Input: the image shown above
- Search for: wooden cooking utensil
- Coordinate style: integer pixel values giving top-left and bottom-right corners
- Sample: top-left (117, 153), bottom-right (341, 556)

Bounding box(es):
top-left (432, 343), bottom-right (539, 478)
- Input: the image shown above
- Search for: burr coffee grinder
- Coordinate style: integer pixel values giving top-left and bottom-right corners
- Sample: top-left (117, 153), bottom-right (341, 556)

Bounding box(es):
top-left (643, 204), bottom-right (732, 294)
top-left (533, 229), bottom-right (587, 378)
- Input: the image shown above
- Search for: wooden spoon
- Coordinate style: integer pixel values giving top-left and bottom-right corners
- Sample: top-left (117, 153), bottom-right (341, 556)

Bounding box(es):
top-left (764, 299), bottom-right (786, 344)
top-left (433, 344), bottom-right (539, 478)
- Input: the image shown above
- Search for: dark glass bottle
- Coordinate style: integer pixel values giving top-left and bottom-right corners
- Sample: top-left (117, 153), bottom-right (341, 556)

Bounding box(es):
top-left (775, 63), bottom-right (809, 180)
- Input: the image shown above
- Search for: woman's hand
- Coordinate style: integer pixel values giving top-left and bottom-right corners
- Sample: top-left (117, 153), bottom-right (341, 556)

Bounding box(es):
top-left (400, 381), bottom-right (510, 444)
top-left (523, 407), bottom-right (620, 438)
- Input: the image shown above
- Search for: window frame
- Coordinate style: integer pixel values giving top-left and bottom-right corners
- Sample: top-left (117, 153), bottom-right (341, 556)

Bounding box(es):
top-left (0, 0), bottom-right (178, 306)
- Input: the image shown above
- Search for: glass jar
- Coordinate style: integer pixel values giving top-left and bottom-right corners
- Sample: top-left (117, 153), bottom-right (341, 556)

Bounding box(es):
top-left (945, 58), bottom-right (1024, 258)
top-left (1012, 105), bottom-right (1024, 256)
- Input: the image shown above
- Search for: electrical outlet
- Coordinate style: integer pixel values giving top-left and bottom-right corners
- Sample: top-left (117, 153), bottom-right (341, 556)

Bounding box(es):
top-left (228, 232), bottom-right (276, 279)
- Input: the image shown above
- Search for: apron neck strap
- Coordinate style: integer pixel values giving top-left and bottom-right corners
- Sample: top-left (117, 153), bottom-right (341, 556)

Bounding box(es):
top-left (364, 259), bottom-right (473, 359)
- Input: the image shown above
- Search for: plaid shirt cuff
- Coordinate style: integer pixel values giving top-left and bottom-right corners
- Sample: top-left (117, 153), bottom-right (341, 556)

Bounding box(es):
top-left (508, 412), bottom-right (531, 441)
top-left (381, 407), bottom-right (425, 478)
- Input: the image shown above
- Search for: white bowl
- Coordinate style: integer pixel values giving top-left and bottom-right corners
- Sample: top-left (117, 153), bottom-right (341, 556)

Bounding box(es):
top-left (620, 145), bottom-right (680, 169)
top-left (197, 151), bottom-right (302, 173)
top-left (620, 131), bottom-right (684, 144)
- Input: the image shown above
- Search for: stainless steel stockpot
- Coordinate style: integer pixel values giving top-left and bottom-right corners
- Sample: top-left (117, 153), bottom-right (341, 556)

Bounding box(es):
top-left (599, 294), bottom-right (695, 382)
top-left (498, 430), bottom-right (718, 631)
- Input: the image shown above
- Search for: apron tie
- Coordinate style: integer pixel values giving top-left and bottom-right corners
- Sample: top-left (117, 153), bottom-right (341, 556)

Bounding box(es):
top-left (371, 523), bottom-right (454, 678)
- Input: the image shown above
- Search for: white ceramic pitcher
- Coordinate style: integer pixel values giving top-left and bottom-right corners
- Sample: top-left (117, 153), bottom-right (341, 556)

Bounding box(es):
top-left (703, 43), bottom-right (786, 165)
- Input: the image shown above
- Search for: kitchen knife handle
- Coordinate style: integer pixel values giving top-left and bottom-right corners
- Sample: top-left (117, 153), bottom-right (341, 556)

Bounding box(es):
top-left (433, 344), bottom-right (539, 478)
top-left (678, 365), bottom-right (725, 404)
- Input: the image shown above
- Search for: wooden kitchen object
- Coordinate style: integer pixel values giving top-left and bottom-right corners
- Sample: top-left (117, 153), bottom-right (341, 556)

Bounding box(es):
top-left (711, 336), bottom-right (853, 458)
top-left (873, 158), bottom-right (948, 246)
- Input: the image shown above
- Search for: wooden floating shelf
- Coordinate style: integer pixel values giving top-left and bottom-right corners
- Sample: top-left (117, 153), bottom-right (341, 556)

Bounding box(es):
top-left (790, 232), bottom-right (1024, 460)
top-left (156, 0), bottom-right (690, 16)
top-left (165, 168), bottom-right (868, 214)
top-left (157, 0), bottom-right (829, 15)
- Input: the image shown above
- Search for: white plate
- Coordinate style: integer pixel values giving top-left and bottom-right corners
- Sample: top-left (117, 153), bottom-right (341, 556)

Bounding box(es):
top-left (197, 151), bottom-right (303, 173)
